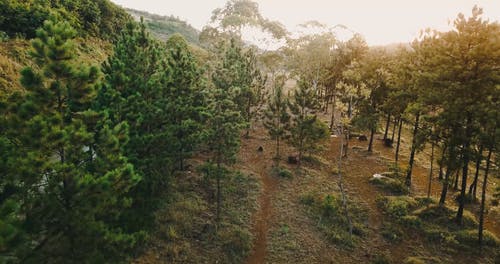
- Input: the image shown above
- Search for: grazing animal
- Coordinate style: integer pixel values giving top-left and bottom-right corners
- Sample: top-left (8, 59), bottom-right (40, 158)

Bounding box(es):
top-left (288, 156), bottom-right (299, 164)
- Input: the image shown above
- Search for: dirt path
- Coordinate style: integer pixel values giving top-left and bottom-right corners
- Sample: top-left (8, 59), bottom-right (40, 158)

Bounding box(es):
top-left (239, 130), bottom-right (279, 264)
top-left (246, 167), bottom-right (278, 264)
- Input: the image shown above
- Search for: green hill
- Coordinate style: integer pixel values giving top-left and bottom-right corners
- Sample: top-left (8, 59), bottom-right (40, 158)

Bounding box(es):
top-left (126, 8), bottom-right (200, 45)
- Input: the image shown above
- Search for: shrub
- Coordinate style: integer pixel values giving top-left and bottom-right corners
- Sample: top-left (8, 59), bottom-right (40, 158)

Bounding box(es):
top-left (404, 257), bottom-right (426, 264)
top-left (301, 192), bottom-right (368, 247)
top-left (378, 196), bottom-right (417, 220)
top-left (272, 166), bottom-right (293, 179)
top-left (370, 176), bottom-right (408, 195)
top-left (401, 215), bottom-right (422, 229)
top-left (381, 223), bottom-right (403, 242)
top-left (455, 229), bottom-right (499, 247)
top-left (219, 226), bottom-right (252, 263)
top-left (372, 253), bottom-right (391, 264)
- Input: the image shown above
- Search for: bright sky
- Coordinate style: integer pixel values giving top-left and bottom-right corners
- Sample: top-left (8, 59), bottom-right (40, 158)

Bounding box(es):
top-left (110, 0), bottom-right (500, 46)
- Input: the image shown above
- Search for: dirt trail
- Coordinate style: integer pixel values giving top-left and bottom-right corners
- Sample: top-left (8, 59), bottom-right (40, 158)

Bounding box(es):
top-left (240, 131), bottom-right (279, 264)
top-left (246, 167), bottom-right (278, 264)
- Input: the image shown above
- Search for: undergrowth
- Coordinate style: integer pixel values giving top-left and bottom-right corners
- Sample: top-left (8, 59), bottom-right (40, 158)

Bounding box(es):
top-left (138, 168), bottom-right (260, 263)
top-left (300, 191), bottom-right (368, 248)
top-left (377, 195), bottom-right (500, 255)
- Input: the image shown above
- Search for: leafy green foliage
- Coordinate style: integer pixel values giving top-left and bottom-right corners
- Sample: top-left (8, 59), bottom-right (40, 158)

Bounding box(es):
top-left (301, 192), bottom-right (368, 248)
top-left (288, 79), bottom-right (329, 161)
top-left (0, 0), bottom-right (131, 39)
top-left (0, 18), bottom-right (140, 263)
top-left (264, 75), bottom-right (290, 161)
top-left (126, 8), bottom-right (200, 45)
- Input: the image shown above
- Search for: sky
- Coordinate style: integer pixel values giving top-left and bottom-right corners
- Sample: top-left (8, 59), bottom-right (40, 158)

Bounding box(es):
top-left (110, 0), bottom-right (500, 46)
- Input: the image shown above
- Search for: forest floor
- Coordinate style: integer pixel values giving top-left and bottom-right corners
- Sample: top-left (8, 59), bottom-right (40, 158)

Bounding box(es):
top-left (134, 117), bottom-right (499, 264)
top-left (243, 118), bottom-right (500, 264)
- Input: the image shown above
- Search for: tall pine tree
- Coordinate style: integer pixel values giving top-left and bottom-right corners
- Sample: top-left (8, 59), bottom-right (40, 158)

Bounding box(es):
top-left (1, 17), bottom-right (139, 263)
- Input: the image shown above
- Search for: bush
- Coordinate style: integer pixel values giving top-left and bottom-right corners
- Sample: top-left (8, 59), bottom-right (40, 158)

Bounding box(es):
top-left (381, 223), bottom-right (403, 242)
top-left (455, 229), bottom-right (500, 247)
top-left (219, 226), bottom-right (252, 263)
top-left (300, 192), bottom-right (368, 247)
top-left (378, 196), bottom-right (417, 220)
top-left (370, 176), bottom-right (408, 195)
top-left (0, 31), bottom-right (8, 42)
top-left (404, 257), bottom-right (426, 264)
top-left (401, 215), bottom-right (422, 229)
top-left (272, 166), bottom-right (293, 179)
top-left (372, 254), bottom-right (391, 264)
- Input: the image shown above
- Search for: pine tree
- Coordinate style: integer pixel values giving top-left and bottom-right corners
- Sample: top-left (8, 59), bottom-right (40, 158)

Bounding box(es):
top-left (1, 18), bottom-right (139, 263)
top-left (163, 33), bottom-right (208, 170)
top-left (97, 20), bottom-right (169, 227)
top-left (263, 75), bottom-right (290, 165)
top-left (208, 40), bottom-right (246, 227)
top-left (212, 38), bottom-right (265, 137)
top-left (288, 79), bottom-right (329, 163)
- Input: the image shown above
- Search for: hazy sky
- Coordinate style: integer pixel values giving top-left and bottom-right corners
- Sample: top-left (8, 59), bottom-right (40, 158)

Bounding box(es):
top-left (110, 0), bottom-right (500, 45)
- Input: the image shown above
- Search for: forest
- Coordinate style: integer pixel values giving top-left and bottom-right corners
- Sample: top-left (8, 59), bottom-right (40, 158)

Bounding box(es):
top-left (0, 0), bottom-right (499, 263)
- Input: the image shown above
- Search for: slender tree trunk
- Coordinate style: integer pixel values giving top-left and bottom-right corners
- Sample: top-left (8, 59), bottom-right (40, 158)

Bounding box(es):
top-left (383, 113), bottom-right (391, 141)
top-left (439, 165), bottom-right (453, 206)
top-left (454, 169), bottom-right (460, 190)
top-left (216, 160), bottom-right (222, 229)
top-left (478, 147), bottom-right (492, 247)
top-left (245, 98), bottom-right (251, 138)
top-left (395, 117), bottom-right (403, 165)
top-left (438, 142), bottom-right (447, 180)
top-left (427, 142), bottom-right (435, 199)
top-left (391, 117), bottom-right (397, 143)
top-left (344, 130), bottom-right (349, 157)
top-left (405, 112), bottom-right (420, 187)
top-left (368, 127), bottom-right (375, 152)
top-left (276, 136), bottom-right (280, 167)
top-left (469, 145), bottom-right (483, 200)
top-left (456, 118), bottom-right (472, 224)
top-left (329, 94), bottom-right (336, 131)
top-left (338, 122), bottom-right (353, 236)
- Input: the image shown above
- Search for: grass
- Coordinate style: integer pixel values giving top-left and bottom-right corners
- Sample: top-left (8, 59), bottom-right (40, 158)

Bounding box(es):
top-left (377, 195), bottom-right (500, 254)
top-left (369, 164), bottom-right (409, 195)
top-left (135, 167), bottom-right (260, 263)
top-left (300, 191), bottom-right (368, 248)
top-left (272, 166), bottom-right (293, 179)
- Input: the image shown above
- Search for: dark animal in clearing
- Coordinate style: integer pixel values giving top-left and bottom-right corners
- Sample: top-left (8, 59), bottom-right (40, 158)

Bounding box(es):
top-left (288, 156), bottom-right (299, 164)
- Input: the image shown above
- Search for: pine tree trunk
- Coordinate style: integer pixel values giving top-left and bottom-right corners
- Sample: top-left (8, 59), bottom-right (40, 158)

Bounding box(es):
top-left (454, 169), bottom-right (460, 190)
top-left (391, 117), bottom-right (397, 142)
top-left (368, 127), bottom-right (375, 152)
top-left (276, 136), bottom-right (280, 167)
top-left (478, 147), bottom-right (492, 247)
top-left (456, 117), bottom-right (472, 224)
top-left (405, 112), bottom-right (420, 187)
top-left (329, 94), bottom-right (336, 131)
top-left (395, 117), bottom-right (403, 165)
top-left (427, 142), bottom-right (435, 199)
top-left (383, 113), bottom-right (391, 141)
top-left (438, 143), bottom-right (447, 181)
top-left (216, 160), bottom-right (222, 229)
top-left (439, 167), bottom-right (452, 206)
top-left (344, 130), bottom-right (349, 157)
top-left (469, 145), bottom-right (483, 200)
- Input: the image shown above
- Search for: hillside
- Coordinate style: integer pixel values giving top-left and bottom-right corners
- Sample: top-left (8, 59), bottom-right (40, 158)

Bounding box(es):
top-left (126, 8), bottom-right (201, 45)
top-left (1, 1), bottom-right (499, 264)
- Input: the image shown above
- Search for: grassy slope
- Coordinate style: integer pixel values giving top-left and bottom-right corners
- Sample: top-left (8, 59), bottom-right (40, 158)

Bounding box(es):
top-left (0, 37), bottom-right (112, 94)
top-left (125, 8), bottom-right (200, 45)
